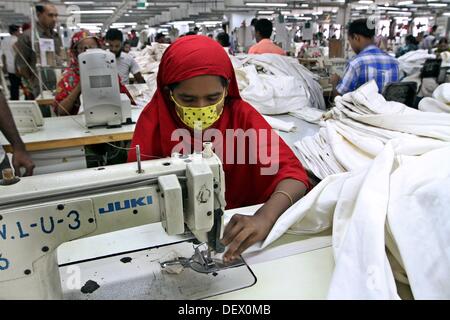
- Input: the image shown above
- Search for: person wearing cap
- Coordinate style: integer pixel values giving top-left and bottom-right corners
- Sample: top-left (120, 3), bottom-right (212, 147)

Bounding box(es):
top-left (52, 30), bottom-right (132, 116)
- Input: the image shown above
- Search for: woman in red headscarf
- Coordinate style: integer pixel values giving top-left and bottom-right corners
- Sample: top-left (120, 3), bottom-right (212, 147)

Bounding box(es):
top-left (128, 35), bottom-right (310, 262)
top-left (52, 30), bottom-right (132, 116)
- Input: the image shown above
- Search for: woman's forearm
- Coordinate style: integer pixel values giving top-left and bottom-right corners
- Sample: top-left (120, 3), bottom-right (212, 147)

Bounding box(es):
top-left (255, 178), bottom-right (307, 224)
top-left (56, 86), bottom-right (81, 115)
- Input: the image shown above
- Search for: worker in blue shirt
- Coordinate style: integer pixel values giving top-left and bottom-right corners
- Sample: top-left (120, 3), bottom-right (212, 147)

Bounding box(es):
top-left (331, 19), bottom-right (399, 95)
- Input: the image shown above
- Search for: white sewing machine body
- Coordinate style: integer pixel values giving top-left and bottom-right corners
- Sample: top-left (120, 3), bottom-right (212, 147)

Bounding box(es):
top-left (8, 101), bottom-right (44, 134)
top-left (0, 149), bottom-right (228, 299)
top-left (78, 49), bottom-right (132, 128)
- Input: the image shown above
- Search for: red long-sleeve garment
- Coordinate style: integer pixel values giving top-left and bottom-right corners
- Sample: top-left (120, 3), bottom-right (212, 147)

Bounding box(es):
top-left (128, 35), bottom-right (309, 209)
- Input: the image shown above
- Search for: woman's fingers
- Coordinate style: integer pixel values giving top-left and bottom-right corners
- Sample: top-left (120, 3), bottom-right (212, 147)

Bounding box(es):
top-left (223, 227), bottom-right (254, 262)
top-left (221, 215), bottom-right (244, 246)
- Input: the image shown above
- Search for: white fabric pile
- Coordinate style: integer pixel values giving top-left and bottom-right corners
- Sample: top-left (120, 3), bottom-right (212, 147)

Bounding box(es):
top-left (295, 80), bottom-right (450, 180)
top-left (233, 81), bottom-right (450, 299)
top-left (230, 54), bottom-right (326, 115)
top-left (258, 139), bottom-right (450, 299)
top-left (398, 49), bottom-right (436, 77)
top-left (419, 83), bottom-right (450, 113)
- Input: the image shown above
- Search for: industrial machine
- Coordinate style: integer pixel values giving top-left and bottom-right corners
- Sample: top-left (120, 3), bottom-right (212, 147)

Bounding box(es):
top-left (78, 49), bottom-right (133, 128)
top-left (8, 101), bottom-right (44, 134)
top-left (0, 144), bottom-right (255, 299)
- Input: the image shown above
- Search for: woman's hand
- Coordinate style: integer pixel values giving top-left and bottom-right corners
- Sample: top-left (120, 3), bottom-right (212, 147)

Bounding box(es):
top-left (221, 213), bottom-right (274, 263)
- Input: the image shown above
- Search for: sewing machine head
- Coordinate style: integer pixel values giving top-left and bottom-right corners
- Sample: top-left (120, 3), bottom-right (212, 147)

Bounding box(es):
top-left (78, 48), bottom-right (132, 128)
top-left (0, 145), bottom-right (227, 299)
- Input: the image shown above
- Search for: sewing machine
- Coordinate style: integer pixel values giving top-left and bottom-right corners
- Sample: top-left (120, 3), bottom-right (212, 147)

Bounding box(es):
top-left (0, 144), bottom-right (256, 300)
top-left (78, 49), bottom-right (132, 128)
top-left (9, 101), bottom-right (45, 134)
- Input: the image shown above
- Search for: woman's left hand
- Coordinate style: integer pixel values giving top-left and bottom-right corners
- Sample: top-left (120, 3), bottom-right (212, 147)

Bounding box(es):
top-left (221, 213), bottom-right (273, 263)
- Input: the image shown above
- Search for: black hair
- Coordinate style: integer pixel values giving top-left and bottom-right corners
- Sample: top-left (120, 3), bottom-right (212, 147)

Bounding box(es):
top-left (348, 19), bottom-right (375, 39)
top-left (439, 37), bottom-right (448, 45)
top-left (105, 28), bottom-right (123, 42)
top-left (432, 25), bottom-right (438, 32)
top-left (36, 0), bottom-right (53, 14)
top-left (405, 34), bottom-right (417, 45)
top-left (216, 32), bottom-right (230, 47)
top-left (123, 40), bottom-right (131, 46)
top-left (185, 31), bottom-right (197, 36)
top-left (250, 18), bottom-right (258, 27)
top-left (168, 77), bottom-right (228, 91)
top-left (9, 24), bottom-right (19, 34)
top-left (155, 32), bottom-right (165, 41)
top-left (254, 19), bottom-right (273, 39)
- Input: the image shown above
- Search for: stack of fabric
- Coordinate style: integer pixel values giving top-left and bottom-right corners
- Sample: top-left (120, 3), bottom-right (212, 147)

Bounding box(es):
top-left (230, 54), bottom-right (326, 116)
top-left (295, 80), bottom-right (450, 180)
top-left (397, 49), bottom-right (436, 77)
top-left (128, 43), bottom-right (170, 102)
top-left (419, 83), bottom-right (450, 113)
top-left (245, 80), bottom-right (450, 299)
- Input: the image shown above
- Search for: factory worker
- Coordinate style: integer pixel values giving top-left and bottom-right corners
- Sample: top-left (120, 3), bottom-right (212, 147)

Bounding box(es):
top-left (128, 35), bottom-right (309, 262)
top-left (52, 30), bottom-right (132, 116)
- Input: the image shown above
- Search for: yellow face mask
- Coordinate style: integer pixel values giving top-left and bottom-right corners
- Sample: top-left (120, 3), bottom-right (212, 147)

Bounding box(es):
top-left (171, 91), bottom-right (225, 130)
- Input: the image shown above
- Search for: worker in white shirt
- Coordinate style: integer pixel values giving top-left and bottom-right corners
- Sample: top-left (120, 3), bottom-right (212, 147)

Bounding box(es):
top-left (1, 25), bottom-right (21, 100)
top-left (105, 29), bottom-right (146, 85)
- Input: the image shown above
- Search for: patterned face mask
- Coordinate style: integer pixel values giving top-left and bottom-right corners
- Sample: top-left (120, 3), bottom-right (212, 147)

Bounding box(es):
top-left (171, 90), bottom-right (225, 130)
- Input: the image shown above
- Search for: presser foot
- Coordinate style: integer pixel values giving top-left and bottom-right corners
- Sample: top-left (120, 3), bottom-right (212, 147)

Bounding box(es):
top-left (160, 243), bottom-right (243, 274)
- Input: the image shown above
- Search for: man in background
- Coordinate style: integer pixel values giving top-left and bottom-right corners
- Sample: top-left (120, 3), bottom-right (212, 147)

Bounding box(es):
top-left (105, 29), bottom-right (145, 85)
top-left (248, 19), bottom-right (286, 55)
top-left (15, 0), bottom-right (62, 99)
top-left (1, 25), bottom-right (21, 100)
top-left (331, 19), bottom-right (399, 95)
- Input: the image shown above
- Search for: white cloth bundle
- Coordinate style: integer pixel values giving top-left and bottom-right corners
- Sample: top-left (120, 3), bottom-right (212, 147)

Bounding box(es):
top-left (231, 54), bottom-right (326, 113)
top-left (398, 49), bottom-right (436, 76)
top-left (419, 83), bottom-right (450, 113)
top-left (262, 115), bottom-right (296, 132)
top-left (246, 140), bottom-right (450, 299)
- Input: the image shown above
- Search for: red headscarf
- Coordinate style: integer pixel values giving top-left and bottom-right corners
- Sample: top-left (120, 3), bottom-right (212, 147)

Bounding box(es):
top-left (128, 35), bottom-right (309, 209)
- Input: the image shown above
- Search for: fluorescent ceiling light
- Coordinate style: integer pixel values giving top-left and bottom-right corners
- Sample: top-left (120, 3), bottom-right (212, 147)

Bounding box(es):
top-left (354, 6), bottom-right (369, 10)
top-left (64, 1), bottom-right (95, 4)
top-left (397, 1), bottom-right (413, 5)
top-left (385, 7), bottom-right (399, 10)
top-left (384, 2), bottom-right (390, 6)
top-left (69, 10), bottom-right (114, 14)
top-left (444, 12), bottom-right (450, 16)
top-left (77, 23), bottom-right (103, 26)
top-left (358, 0), bottom-right (373, 3)
top-left (258, 10), bottom-right (274, 14)
top-left (281, 11), bottom-right (291, 14)
top-left (427, 0), bottom-right (439, 2)
top-left (168, 21), bottom-right (195, 24)
top-left (428, 3), bottom-right (447, 6)
top-left (245, 2), bottom-right (289, 7)
top-left (301, 4), bottom-right (308, 7)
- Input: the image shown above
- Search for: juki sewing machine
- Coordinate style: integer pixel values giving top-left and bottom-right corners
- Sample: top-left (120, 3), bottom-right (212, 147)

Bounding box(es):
top-left (0, 144), bottom-right (256, 299)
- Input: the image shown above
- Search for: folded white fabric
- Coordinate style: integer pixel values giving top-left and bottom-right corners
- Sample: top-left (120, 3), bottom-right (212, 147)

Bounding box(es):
top-left (257, 140), bottom-right (450, 299)
top-left (262, 115), bottom-right (296, 132)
